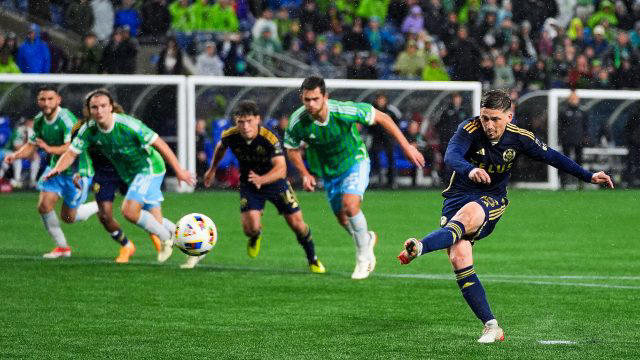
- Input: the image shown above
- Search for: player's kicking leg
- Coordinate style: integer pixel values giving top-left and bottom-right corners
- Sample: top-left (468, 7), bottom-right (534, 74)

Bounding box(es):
top-left (339, 194), bottom-right (377, 280)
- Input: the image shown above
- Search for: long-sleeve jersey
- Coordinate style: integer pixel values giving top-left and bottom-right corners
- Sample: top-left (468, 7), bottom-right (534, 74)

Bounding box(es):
top-left (442, 117), bottom-right (593, 198)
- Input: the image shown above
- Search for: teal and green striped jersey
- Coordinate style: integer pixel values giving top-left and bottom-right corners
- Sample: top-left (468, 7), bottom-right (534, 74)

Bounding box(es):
top-left (284, 99), bottom-right (375, 178)
top-left (70, 113), bottom-right (165, 184)
top-left (29, 107), bottom-right (93, 177)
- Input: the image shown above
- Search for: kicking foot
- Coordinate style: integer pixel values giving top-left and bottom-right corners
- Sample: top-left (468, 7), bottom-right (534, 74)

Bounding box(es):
top-left (43, 247), bottom-right (71, 259)
top-left (397, 238), bottom-right (422, 265)
top-left (477, 320), bottom-right (505, 343)
top-left (157, 238), bottom-right (174, 263)
top-left (180, 254), bottom-right (206, 269)
top-left (309, 259), bottom-right (326, 274)
top-left (115, 241), bottom-right (136, 263)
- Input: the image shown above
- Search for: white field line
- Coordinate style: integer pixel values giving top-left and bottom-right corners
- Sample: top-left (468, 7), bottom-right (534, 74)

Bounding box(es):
top-left (1, 254), bottom-right (639, 289)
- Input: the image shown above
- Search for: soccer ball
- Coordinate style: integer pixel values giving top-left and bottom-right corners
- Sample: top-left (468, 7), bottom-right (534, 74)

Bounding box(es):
top-left (174, 213), bottom-right (218, 256)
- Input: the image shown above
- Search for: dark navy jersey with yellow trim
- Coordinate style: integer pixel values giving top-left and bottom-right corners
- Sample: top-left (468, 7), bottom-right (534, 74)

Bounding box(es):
top-left (221, 126), bottom-right (284, 185)
top-left (443, 117), bottom-right (593, 198)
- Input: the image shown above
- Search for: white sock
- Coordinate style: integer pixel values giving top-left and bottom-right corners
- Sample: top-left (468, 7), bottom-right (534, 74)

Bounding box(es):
top-left (73, 201), bottom-right (98, 223)
top-left (485, 319), bottom-right (498, 326)
top-left (12, 160), bottom-right (22, 182)
top-left (0, 161), bottom-right (8, 177)
top-left (30, 157), bottom-right (41, 183)
top-left (348, 211), bottom-right (371, 262)
top-left (136, 211), bottom-right (171, 241)
top-left (162, 217), bottom-right (176, 234)
top-left (342, 222), bottom-right (354, 237)
top-left (41, 210), bottom-right (68, 248)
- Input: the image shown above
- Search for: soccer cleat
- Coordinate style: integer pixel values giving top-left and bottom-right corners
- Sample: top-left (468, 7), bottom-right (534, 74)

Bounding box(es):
top-left (351, 260), bottom-right (371, 280)
top-left (368, 231), bottom-right (378, 272)
top-left (477, 321), bottom-right (505, 343)
top-left (180, 254), bottom-right (206, 269)
top-left (115, 242), bottom-right (136, 263)
top-left (247, 233), bottom-right (262, 258)
top-left (157, 238), bottom-right (174, 263)
top-left (42, 247), bottom-right (71, 259)
top-left (398, 238), bottom-right (422, 265)
top-left (149, 234), bottom-right (162, 252)
top-left (309, 259), bottom-right (326, 274)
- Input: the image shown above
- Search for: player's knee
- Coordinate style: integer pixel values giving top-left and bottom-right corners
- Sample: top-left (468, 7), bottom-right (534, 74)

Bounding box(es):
top-left (97, 210), bottom-right (110, 225)
top-left (37, 203), bottom-right (53, 214)
top-left (60, 211), bottom-right (75, 224)
top-left (342, 202), bottom-right (360, 217)
top-left (121, 206), bottom-right (138, 223)
top-left (448, 249), bottom-right (471, 268)
top-left (242, 224), bottom-right (260, 238)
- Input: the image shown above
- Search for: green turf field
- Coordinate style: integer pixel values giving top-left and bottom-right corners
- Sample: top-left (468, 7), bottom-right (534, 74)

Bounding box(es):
top-left (1, 189), bottom-right (639, 359)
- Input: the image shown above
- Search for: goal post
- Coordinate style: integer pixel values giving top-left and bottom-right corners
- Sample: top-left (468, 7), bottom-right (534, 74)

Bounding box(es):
top-left (186, 76), bottom-right (482, 185)
top-left (546, 88), bottom-right (637, 190)
top-left (0, 73), bottom-right (189, 179)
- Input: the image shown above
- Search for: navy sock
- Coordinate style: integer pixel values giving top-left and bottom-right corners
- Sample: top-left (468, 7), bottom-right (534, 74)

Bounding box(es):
top-left (420, 220), bottom-right (466, 254)
top-left (111, 229), bottom-right (129, 246)
top-left (296, 227), bottom-right (317, 263)
top-left (248, 231), bottom-right (261, 246)
top-left (455, 265), bottom-right (494, 324)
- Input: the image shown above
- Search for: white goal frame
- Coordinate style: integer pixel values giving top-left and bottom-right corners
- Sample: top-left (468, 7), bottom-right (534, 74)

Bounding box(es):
top-left (544, 89), bottom-right (638, 190)
top-left (186, 76), bottom-right (482, 175)
top-left (0, 73), bottom-right (189, 171)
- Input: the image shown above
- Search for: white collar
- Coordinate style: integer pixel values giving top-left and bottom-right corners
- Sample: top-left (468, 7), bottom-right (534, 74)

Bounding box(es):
top-left (44, 107), bottom-right (61, 125)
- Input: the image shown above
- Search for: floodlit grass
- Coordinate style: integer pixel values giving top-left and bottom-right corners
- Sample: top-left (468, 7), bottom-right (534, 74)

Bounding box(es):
top-left (1, 189), bottom-right (639, 359)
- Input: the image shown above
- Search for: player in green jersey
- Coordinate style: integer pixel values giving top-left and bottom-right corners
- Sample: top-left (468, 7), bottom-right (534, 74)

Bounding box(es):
top-left (3, 86), bottom-right (98, 258)
top-left (45, 88), bottom-right (195, 264)
top-left (284, 76), bottom-right (425, 279)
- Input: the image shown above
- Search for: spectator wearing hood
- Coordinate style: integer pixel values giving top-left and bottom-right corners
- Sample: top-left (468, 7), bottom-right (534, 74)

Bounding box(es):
top-left (401, 5), bottom-right (425, 34)
top-left (16, 24), bottom-right (51, 73)
top-left (91, 0), bottom-right (115, 41)
top-left (588, 0), bottom-right (618, 29)
top-left (65, 0), bottom-right (95, 37)
top-left (0, 47), bottom-right (21, 74)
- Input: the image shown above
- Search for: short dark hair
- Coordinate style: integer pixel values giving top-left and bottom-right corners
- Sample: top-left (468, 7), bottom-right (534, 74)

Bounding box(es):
top-left (232, 100), bottom-right (261, 118)
top-left (36, 85), bottom-right (58, 96)
top-left (300, 75), bottom-right (326, 95)
top-left (481, 89), bottom-right (511, 112)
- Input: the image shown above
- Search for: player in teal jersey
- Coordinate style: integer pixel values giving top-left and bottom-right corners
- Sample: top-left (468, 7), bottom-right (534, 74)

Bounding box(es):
top-left (285, 76), bottom-right (425, 280)
top-left (3, 86), bottom-right (98, 258)
top-left (45, 88), bottom-right (195, 264)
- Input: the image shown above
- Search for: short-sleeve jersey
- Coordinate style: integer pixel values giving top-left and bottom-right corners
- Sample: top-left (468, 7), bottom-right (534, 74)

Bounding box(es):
top-left (221, 126), bottom-right (283, 185)
top-left (284, 99), bottom-right (375, 179)
top-left (443, 117), bottom-right (592, 198)
top-left (30, 107), bottom-right (92, 177)
top-left (70, 113), bottom-right (165, 184)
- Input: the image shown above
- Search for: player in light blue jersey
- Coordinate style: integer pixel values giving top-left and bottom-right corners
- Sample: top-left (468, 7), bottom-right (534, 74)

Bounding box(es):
top-left (285, 76), bottom-right (425, 279)
top-left (45, 88), bottom-right (195, 264)
top-left (3, 86), bottom-right (98, 258)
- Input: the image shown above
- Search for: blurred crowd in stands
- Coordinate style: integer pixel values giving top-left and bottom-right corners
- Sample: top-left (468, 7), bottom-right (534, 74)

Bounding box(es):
top-left (0, 0), bottom-right (640, 91)
top-left (2, 0), bottom-right (640, 188)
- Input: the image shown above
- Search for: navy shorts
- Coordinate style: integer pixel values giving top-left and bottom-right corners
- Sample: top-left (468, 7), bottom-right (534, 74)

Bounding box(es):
top-left (440, 193), bottom-right (509, 242)
top-left (92, 169), bottom-right (128, 203)
top-left (239, 179), bottom-right (300, 215)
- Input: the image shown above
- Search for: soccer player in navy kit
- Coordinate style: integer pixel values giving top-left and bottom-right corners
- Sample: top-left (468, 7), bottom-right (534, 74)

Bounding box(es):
top-left (398, 90), bottom-right (613, 343)
top-left (202, 100), bottom-right (325, 273)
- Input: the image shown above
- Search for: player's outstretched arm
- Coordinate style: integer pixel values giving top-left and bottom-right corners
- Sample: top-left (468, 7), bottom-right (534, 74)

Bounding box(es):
top-left (35, 138), bottom-right (70, 155)
top-left (203, 142), bottom-right (227, 188)
top-left (3, 143), bottom-right (37, 164)
top-left (286, 147), bottom-right (316, 191)
top-left (43, 149), bottom-right (78, 180)
top-left (248, 156), bottom-right (287, 189)
top-left (591, 171), bottom-right (614, 188)
top-left (151, 136), bottom-right (195, 186)
top-left (374, 111), bottom-right (425, 168)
